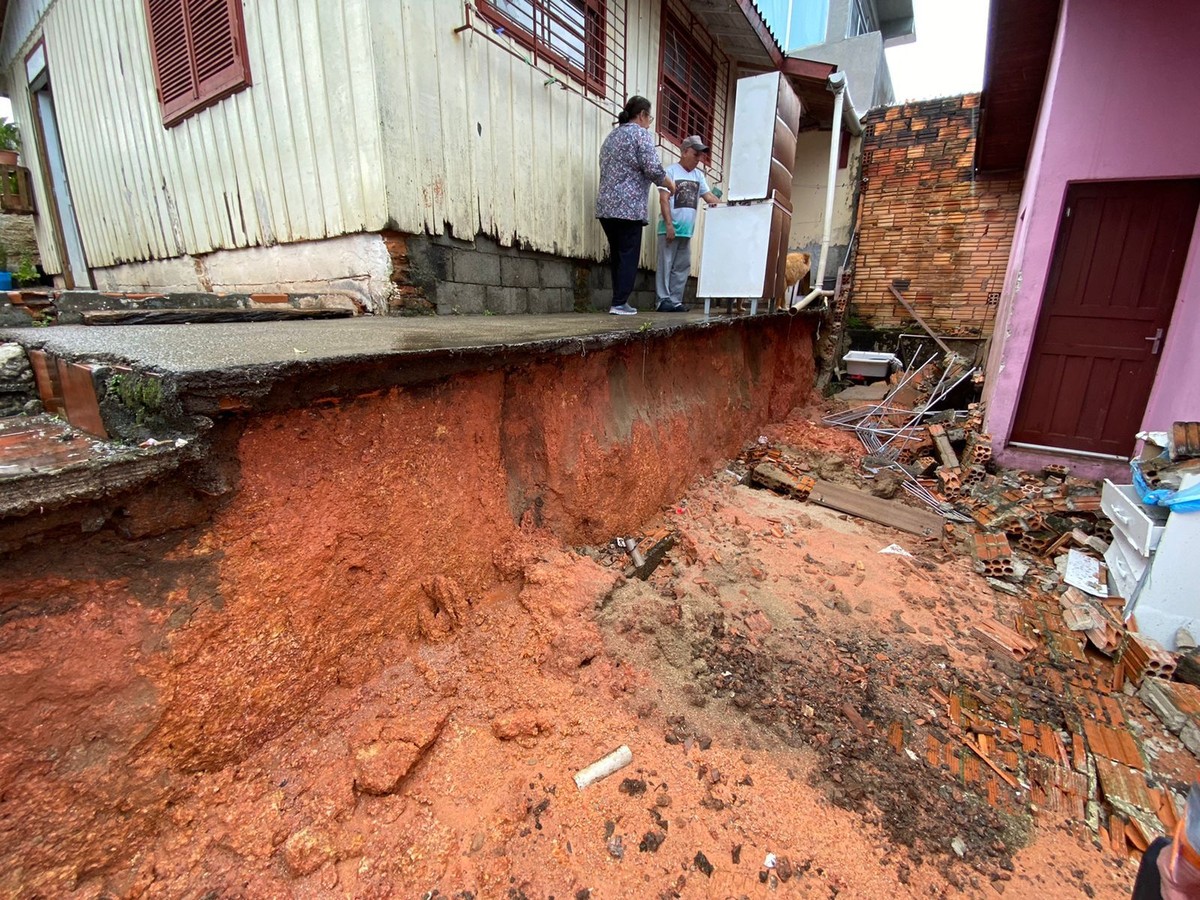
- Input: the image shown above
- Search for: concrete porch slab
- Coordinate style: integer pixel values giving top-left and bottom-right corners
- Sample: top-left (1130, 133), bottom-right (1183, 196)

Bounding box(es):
top-left (2, 311), bottom-right (749, 375)
top-left (0, 310), bottom-right (799, 417)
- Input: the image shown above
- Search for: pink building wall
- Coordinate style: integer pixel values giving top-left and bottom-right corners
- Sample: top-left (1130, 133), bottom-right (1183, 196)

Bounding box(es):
top-left (984, 0), bottom-right (1200, 479)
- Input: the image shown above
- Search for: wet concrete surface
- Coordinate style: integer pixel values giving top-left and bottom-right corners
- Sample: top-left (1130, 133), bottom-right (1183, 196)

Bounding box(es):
top-left (0, 311), bottom-right (754, 376)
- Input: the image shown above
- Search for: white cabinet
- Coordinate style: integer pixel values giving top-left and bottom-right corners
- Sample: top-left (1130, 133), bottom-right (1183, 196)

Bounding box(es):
top-left (727, 71), bottom-right (801, 202)
top-left (695, 199), bottom-right (791, 302)
top-left (1104, 474), bottom-right (1200, 650)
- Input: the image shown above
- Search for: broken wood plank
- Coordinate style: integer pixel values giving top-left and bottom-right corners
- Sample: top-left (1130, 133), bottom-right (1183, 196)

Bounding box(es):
top-left (888, 285), bottom-right (954, 356)
top-left (806, 478), bottom-right (945, 538)
top-left (751, 463), bottom-right (815, 499)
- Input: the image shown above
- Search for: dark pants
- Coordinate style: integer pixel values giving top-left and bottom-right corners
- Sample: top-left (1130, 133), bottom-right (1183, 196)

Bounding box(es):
top-left (599, 217), bottom-right (644, 308)
top-left (1131, 836), bottom-right (1170, 899)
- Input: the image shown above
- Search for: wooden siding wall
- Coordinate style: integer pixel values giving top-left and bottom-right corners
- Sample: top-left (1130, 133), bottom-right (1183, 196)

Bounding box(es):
top-left (2, 0), bottom-right (387, 274)
top-left (369, 0), bottom-right (734, 268)
top-left (2, 0), bottom-right (737, 275)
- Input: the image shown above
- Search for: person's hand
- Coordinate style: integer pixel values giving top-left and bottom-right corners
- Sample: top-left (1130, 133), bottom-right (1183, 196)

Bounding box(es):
top-left (665, 223), bottom-right (676, 241)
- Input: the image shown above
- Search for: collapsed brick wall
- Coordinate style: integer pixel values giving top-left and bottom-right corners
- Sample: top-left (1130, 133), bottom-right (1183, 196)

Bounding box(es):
top-left (851, 94), bottom-right (1023, 336)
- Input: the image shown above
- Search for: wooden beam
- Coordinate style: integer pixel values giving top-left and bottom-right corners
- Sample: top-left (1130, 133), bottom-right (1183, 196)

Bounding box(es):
top-left (888, 285), bottom-right (954, 356)
top-left (807, 478), bottom-right (944, 538)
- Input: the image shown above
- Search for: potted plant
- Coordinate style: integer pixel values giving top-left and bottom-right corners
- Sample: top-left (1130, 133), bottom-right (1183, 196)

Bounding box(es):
top-left (0, 119), bottom-right (19, 166)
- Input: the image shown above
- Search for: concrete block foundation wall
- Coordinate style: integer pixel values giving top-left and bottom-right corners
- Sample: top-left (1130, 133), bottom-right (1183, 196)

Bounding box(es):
top-left (387, 231), bottom-right (690, 316)
top-left (851, 94), bottom-right (1023, 337)
top-left (80, 230), bottom-right (683, 317)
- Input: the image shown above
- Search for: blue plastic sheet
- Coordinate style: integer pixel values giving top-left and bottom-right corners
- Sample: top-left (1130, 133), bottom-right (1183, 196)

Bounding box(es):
top-left (1131, 456), bottom-right (1200, 512)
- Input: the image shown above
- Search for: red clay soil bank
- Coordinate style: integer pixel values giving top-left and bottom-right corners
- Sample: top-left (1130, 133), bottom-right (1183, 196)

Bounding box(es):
top-left (0, 318), bottom-right (815, 894)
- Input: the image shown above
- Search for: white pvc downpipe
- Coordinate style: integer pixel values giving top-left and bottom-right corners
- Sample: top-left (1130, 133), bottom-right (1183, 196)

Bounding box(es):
top-left (791, 71), bottom-right (860, 313)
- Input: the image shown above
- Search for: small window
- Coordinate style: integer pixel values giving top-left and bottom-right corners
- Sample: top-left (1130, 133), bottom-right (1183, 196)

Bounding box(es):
top-left (848, 0), bottom-right (876, 37)
top-left (479, 0), bottom-right (608, 94)
top-left (144, 0), bottom-right (251, 126)
top-left (657, 7), bottom-right (718, 149)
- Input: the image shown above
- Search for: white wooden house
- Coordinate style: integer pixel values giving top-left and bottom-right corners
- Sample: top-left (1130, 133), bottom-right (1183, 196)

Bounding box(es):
top-left (0, 0), bottom-right (794, 313)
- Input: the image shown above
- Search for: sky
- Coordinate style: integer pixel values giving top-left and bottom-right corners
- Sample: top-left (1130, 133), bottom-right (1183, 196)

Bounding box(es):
top-left (885, 0), bottom-right (991, 102)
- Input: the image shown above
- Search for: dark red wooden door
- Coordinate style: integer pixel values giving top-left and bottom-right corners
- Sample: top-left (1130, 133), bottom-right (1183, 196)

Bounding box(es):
top-left (1011, 179), bottom-right (1200, 457)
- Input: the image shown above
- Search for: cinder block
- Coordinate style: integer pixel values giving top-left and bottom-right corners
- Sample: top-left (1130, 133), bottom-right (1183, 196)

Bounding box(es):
top-left (485, 285), bottom-right (528, 315)
top-left (500, 255), bottom-right (540, 288)
top-left (551, 288), bottom-right (575, 312)
top-left (436, 281), bottom-right (486, 315)
top-left (452, 249), bottom-right (501, 285)
top-left (589, 267), bottom-right (612, 291)
top-left (1181, 722), bottom-right (1200, 758)
top-left (1139, 679), bottom-right (1187, 733)
top-left (527, 289), bottom-right (554, 314)
top-left (539, 259), bottom-right (575, 289)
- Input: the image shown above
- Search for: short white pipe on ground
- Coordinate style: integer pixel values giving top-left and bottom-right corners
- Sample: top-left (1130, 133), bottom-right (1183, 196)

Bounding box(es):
top-left (573, 744), bottom-right (633, 790)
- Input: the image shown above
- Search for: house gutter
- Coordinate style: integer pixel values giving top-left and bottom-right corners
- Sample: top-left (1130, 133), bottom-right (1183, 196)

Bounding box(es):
top-left (791, 71), bottom-right (861, 313)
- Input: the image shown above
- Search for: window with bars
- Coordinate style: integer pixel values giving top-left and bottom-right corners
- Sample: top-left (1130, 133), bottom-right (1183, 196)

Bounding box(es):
top-left (144, 0), bottom-right (251, 126)
top-left (848, 0), bottom-right (876, 37)
top-left (479, 0), bottom-right (608, 94)
top-left (657, 6), bottom-right (719, 150)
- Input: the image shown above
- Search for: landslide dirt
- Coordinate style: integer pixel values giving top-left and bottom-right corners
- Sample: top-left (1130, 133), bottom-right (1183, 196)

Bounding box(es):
top-left (4, 405), bottom-right (1142, 899)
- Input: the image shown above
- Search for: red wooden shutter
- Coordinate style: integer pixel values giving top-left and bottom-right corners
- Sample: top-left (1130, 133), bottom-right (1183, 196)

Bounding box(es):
top-left (144, 0), bottom-right (250, 126)
top-left (188, 0), bottom-right (248, 102)
top-left (146, 0), bottom-right (198, 123)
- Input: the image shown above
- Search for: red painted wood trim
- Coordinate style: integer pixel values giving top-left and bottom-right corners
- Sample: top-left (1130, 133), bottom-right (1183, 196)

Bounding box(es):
top-left (733, 0), bottom-right (782, 68)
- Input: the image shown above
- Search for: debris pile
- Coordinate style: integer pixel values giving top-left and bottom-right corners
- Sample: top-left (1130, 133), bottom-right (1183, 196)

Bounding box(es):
top-left (710, 369), bottom-right (1200, 869)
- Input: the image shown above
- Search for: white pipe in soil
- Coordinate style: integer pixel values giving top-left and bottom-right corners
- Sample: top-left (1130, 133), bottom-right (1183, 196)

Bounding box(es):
top-left (573, 744), bottom-right (633, 790)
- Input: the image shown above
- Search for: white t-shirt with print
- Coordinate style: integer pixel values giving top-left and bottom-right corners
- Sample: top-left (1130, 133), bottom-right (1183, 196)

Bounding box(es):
top-left (656, 162), bottom-right (711, 238)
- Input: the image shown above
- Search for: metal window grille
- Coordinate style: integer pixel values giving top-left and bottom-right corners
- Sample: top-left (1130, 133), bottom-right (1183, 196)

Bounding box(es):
top-left (848, 0), bottom-right (875, 38)
top-left (478, 0), bottom-right (620, 97)
top-left (656, 0), bottom-right (729, 179)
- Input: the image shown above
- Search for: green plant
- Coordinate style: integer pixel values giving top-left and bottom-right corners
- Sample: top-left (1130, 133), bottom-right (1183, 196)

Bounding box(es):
top-left (14, 254), bottom-right (38, 286)
top-left (0, 119), bottom-right (18, 153)
top-left (0, 242), bottom-right (8, 272)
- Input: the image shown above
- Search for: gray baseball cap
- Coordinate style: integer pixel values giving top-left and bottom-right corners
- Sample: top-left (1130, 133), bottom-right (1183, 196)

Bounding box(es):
top-left (681, 135), bottom-right (709, 152)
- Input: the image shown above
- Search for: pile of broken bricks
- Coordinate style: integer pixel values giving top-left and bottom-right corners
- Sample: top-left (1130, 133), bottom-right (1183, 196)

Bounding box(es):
top-left (765, 359), bottom-right (1200, 862)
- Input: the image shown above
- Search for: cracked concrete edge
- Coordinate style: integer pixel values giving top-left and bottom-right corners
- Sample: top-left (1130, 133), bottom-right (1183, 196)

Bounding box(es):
top-left (0, 445), bottom-right (196, 520)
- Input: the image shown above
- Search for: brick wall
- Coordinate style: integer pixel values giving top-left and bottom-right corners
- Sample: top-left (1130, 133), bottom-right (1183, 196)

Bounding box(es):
top-left (851, 94), bottom-right (1022, 336)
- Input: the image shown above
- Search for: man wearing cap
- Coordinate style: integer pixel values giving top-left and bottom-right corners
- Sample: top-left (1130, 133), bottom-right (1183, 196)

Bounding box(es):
top-left (655, 135), bottom-right (721, 312)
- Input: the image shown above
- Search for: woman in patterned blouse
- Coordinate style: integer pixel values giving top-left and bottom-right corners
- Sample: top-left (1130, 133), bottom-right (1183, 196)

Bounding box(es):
top-left (595, 96), bottom-right (676, 316)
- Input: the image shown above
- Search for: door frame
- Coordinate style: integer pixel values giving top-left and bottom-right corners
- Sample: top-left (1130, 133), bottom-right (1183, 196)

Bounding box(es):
top-left (24, 38), bottom-right (91, 289)
top-left (1009, 178), bottom-right (1200, 458)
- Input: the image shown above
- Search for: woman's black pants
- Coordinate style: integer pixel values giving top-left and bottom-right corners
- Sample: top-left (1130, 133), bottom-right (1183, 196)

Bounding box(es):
top-left (599, 217), bottom-right (644, 308)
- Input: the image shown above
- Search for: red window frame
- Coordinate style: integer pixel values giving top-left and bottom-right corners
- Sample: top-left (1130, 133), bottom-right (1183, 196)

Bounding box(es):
top-left (656, 4), bottom-right (719, 149)
top-left (478, 0), bottom-right (608, 95)
top-left (143, 0), bottom-right (252, 127)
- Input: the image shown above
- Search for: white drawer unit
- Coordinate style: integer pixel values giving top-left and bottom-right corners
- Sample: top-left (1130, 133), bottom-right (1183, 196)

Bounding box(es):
top-left (1101, 480), bottom-right (1169, 557)
top-left (1104, 528), bottom-right (1149, 600)
top-left (1103, 473), bottom-right (1200, 651)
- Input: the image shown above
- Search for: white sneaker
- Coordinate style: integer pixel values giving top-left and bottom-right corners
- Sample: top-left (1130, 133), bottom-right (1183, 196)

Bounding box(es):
top-left (608, 304), bottom-right (638, 316)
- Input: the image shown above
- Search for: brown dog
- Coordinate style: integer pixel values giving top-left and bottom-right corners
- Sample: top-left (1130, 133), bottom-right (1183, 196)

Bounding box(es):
top-left (773, 251), bottom-right (811, 311)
